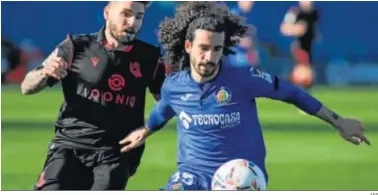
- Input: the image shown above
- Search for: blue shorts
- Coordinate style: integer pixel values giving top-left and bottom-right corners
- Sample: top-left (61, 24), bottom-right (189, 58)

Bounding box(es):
top-left (162, 169), bottom-right (212, 190)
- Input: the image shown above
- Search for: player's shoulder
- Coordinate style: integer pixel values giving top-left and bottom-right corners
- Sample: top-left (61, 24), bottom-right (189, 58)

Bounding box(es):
top-left (53, 33), bottom-right (97, 49)
top-left (161, 70), bottom-right (192, 96)
top-left (288, 6), bottom-right (299, 13)
top-left (70, 32), bottom-right (97, 44)
top-left (134, 39), bottom-right (160, 51)
top-left (163, 70), bottom-right (190, 87)
top-left (53, 33), bottom-right (98, 52)
top-left (133, 39), bottom-right (161, 56)
top-left (223, 65), bottom-right (252, 78)
top-left (222, 65), bottom-right (272, 83)
top-left (226, 65), bottom-right (263, 74)
top-left (164, 70), bottom-right (186, 82)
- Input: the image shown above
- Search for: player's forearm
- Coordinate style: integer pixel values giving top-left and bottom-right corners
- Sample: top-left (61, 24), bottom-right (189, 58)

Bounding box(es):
top-left (276, 80), bottom-right (323, 115)
top-left (145, 107), bottom-right (171, 132)
top-left (280, 23), bottom-right (306, 37)
top-left (286, 87), bottom-right (341, 127)
top-left (21, 69), bottom-right (49, 95)
top-left (315, 106), bottom-right (341, 128)
top-left (145, 99), bottom-right (175, 132)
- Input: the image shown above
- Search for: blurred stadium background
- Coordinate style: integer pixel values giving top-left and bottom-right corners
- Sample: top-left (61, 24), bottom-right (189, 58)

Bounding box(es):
top-left (2, 1), bottom-right (378, 190)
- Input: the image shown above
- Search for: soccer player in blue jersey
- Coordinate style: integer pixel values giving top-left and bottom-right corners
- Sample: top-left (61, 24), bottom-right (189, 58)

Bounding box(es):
top-left (119, 2), bottom-right (370, 190)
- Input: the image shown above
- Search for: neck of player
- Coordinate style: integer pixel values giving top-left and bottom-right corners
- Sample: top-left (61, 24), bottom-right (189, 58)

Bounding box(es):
top-left (191, 65), bottom-right (220, 84)
top-left (104, 26), bottom-right (122, 48)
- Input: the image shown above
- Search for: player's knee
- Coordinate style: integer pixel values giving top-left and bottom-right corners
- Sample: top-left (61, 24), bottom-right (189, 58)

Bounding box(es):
top-left (165, 171), bottom-right (203, 190)
top-left (164, 182), bottom-right (202, 191)
top-left (165, 182), bottom-right (185, 190)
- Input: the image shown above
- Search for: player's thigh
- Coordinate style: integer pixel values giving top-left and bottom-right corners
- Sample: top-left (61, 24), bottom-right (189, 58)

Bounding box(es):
top-left (68, 153), bottom-right (94, 190)
top-left (91, 162), bottom-right (130, 190)
top-left (126, 143), bottom-right (145, 177)
top-left (90, 152), bottom-right (131, 190)
top-left (34, 144), bottom-right (87, 190)
top-left (163, 170), bottom-right (207, 191)
top-left (90, 144), bottom-right (145, 190)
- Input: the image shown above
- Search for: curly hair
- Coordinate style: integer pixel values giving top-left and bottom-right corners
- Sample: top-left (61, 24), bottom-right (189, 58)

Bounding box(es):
top-left (158, 2), bottom-right (248, 69)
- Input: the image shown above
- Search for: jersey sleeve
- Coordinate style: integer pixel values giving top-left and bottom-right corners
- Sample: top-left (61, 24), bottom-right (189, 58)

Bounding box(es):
top-left (148, 53), bottom-right (167, 95)
top-left (36, 36), bottom-right (74, 87)
top-left (146, 79), bottom-right (176, 132)
top-left (296, 10), bottom-right (318, 25)
top-left (245, 67), bottom-right (323, 115)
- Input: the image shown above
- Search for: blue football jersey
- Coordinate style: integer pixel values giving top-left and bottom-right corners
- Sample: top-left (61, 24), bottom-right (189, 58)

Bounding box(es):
top-left (147, 65), bottom-right (322, 189)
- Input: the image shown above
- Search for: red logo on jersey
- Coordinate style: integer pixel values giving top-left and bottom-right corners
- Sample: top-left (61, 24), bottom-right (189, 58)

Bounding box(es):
top-left (91, 56), bottom-right (100, 67)
top-left (130, 61), bottom-right (143, 78)
top-left (108, 74), bottom-right (125, 91)
top-left (81, 74), bottom-right (135, 107)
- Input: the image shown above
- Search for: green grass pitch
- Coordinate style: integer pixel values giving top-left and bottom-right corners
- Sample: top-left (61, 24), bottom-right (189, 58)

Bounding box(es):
top-left (2, 86), bottom-right (378, 190)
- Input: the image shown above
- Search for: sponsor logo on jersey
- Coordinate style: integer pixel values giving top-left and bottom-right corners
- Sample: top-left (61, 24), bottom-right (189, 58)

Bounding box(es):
top-left (80, 74), bottom-right (136, 107)
top-left (179, 111), bottom-right (241, 129)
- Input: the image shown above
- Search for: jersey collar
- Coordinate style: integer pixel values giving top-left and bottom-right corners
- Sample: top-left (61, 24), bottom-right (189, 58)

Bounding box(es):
top-left (185, 62), bottom-right (224, 86)
top-left (96, 26), bottom-right (134, 53)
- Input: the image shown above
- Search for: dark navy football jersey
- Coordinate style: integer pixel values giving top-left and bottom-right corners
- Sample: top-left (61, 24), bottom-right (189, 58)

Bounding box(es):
top-left (43, 27), bottom-right (166, 150)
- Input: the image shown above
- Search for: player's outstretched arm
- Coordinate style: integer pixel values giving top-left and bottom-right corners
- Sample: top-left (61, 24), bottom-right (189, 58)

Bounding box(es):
top-left (119, 82), bottom-right (175, 153)
top-left (246, 67), bottom-right (370, 146)
top-left (21, 48), bottom-right (68, 95)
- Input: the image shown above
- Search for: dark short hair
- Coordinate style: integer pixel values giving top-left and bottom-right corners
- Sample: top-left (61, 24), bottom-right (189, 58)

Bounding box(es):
top-left (158, 2), bottom-right (248, 69)
top-left (108, 1), bottom-right (151, 9)
top-left (135, 1), bottom-right (151, 9)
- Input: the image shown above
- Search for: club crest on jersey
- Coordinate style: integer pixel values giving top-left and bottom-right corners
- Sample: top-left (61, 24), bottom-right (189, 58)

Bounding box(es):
top-left (130, 61), bottom-right (143, 78)
top-left (215, 87), bottom-right (232, 104)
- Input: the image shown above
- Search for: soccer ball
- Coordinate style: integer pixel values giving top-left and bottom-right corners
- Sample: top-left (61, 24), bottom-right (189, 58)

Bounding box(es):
top-left (291, 65), bottom-right (313, 88)
top-left (211, 159), bottom-right (267, 191)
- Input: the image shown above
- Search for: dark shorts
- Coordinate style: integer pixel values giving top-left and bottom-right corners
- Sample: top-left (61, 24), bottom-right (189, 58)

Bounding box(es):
top-left (291, 41), bottom-right (312, 65)
top-left (34, 142), bottom-right (145, 190)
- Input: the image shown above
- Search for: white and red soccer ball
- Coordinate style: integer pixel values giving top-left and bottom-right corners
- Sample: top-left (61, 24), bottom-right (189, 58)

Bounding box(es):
top-left (211, 159), bottom-right (267, 191)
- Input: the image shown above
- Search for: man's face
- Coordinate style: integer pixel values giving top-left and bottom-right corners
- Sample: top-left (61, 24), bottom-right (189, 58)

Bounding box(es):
top-left (299, 1), bottom-right (313, 11)
top-left (104, 1), bottom-right (145, 43)
top-left (185, 29), bottom-right (225, 78)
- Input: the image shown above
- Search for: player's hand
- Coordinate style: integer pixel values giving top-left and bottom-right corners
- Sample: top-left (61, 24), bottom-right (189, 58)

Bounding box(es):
top-left (335, 118), bottom-right (371, 145)
top-left (42, 56), bottom-right (68, 80)
top-left (119, 127), bottom-right (151, 153)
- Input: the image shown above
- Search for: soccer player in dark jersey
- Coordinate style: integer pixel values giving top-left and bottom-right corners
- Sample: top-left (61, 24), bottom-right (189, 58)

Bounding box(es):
top-left (281, 1), bottom-right (319, 90)
top-left (120, 2), bottom-right (369, 190)
top-left (21, 1), bottom-right (167, 190)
